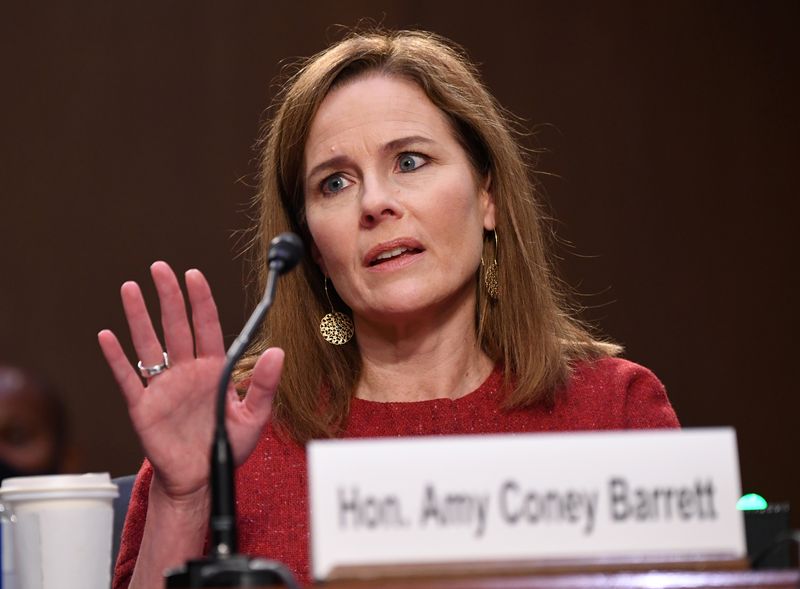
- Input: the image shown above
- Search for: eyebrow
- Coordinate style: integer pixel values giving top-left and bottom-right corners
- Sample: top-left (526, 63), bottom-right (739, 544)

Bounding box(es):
top-left (306, 155), bottom-right (351, 184)
top-left (305, 135), bottom-right (436, 183)
top-left (383, 135), bottom-right (435, 153)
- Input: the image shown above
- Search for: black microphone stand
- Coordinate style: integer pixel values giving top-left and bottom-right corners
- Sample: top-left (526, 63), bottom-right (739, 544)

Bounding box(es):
top-left (166, 234), bottom-right (302, 589)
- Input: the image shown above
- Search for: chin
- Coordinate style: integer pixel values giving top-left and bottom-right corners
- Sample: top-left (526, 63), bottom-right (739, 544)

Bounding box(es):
top-left (361, 300), bottom-right (426, 319)
top-left (359, 288), bottom-right (466, 323)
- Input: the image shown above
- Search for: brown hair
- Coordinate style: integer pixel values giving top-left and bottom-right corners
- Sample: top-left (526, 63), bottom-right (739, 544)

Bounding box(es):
top-left (236, 29), bottom-right (619, 443)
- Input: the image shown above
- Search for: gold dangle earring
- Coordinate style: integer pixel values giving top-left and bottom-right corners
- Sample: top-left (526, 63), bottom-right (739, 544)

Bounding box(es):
top-left (482, 229), bottom-right (499, 300)
top-left (319, 277), bottom-right (354, 345)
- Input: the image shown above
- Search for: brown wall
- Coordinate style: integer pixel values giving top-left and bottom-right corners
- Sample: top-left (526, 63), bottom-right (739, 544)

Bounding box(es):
top-left (1, 2), bottom-right (798, 523)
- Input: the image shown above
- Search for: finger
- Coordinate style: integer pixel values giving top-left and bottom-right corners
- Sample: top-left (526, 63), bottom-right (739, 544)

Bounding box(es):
top-left (185, 269), bottom-right (225, 358)
top-left (121, 281), bottom-right (166, 367)
top-left (240, 347), bottom-right (285, 422)
top-left (151, 261), bottom-right (194, 363)
top-left (98, 329), bottom-right (144, 408)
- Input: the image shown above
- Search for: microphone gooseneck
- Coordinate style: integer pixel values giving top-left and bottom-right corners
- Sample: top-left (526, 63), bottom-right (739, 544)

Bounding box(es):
top-left (167, 232), bottom-right (303, 588)
top-left (217, 231), bottom-right (304, 407)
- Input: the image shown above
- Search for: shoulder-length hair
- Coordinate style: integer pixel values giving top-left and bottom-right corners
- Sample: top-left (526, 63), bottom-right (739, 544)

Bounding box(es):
top-left (236, 29), bottom-right (619, 443)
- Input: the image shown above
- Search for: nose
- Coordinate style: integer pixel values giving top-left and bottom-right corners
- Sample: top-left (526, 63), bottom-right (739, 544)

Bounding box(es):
top-left (359, 177), bottom-right (402, 229)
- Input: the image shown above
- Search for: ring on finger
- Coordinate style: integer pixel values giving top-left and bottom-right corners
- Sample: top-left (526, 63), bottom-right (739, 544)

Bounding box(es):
top-left (138, 352), bottom-right (170, 378)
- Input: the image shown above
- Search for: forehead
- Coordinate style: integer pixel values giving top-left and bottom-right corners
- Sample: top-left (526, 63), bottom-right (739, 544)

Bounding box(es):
top-left (304, 74), bottom-right (455, 166)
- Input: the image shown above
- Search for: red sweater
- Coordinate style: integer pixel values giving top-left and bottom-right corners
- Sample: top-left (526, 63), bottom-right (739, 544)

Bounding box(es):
top-left (114, 357), bottom-right (679, 587)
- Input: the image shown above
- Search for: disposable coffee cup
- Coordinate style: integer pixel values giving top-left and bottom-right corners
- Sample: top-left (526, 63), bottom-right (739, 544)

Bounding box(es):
top-left (0, 473), bottom-right (119, 589)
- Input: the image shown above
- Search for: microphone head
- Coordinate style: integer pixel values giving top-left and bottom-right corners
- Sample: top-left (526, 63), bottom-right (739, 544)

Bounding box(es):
top-left (268, 232), bottom-right (304, 274)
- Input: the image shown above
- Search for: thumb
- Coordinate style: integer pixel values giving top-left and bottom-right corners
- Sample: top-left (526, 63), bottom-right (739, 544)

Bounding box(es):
top-left (243, 347), bottom-right (285, 421)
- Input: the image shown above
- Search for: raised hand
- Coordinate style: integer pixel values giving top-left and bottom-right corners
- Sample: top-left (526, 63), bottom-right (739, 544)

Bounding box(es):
top-left (98, 261), bottom-right (282, 501)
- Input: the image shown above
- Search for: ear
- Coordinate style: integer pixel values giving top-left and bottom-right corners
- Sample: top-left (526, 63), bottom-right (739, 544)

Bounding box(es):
top-left (480, 172), bottom-right (496, 231)
top-left (310, 241), bottom-right (328, 275)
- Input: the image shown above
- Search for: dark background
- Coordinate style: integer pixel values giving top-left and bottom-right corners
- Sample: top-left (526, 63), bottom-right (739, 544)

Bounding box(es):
top-left (1, 2), bottom-right (797, 524)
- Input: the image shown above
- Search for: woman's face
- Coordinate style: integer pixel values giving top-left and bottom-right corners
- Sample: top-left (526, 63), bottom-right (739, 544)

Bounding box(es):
top-left (304, 74), bottom-right (495, 325)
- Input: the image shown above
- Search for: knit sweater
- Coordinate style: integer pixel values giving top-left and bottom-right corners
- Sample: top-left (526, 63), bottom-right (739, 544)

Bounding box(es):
top-left (113, 357), bottom-right (679, 588)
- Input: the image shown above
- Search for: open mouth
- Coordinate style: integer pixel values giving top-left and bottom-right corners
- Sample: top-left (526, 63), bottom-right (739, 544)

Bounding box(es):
top-left (368, 246), bottom-right (423, 267)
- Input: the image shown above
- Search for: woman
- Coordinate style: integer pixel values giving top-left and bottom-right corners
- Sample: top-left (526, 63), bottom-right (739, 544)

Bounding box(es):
top-left (100, 29), bottom-right (678, 588)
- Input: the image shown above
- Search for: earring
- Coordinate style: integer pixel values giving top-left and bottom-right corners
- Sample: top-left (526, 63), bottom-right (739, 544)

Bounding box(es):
top-left (319, 277), bottom-right (354, 345)
top-left (482, 229), bottom-right (499, 300)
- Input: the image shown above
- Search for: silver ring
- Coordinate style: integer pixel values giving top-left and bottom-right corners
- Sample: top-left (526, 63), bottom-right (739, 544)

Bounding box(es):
top-left (137, 352), bottom-right (170, 378)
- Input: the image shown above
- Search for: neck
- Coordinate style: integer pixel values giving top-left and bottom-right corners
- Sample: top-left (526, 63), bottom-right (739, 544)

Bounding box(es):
top-left (354, 290), bottom-right (494, 402)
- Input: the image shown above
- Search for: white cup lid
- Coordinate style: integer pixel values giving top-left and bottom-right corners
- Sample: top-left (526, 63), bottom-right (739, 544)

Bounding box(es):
top-left (0, 472), bottom-right (118, 497)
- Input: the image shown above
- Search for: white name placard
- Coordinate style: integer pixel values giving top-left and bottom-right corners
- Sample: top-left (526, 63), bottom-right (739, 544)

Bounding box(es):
top-left (308, 428), bottom-right (745, 580)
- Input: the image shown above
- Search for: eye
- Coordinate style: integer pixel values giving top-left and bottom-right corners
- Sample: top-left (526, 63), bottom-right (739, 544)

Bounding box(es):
top-left (396, 153), bottom-right (428, 173)
top-left (320, 173), bottom-right (352, 196)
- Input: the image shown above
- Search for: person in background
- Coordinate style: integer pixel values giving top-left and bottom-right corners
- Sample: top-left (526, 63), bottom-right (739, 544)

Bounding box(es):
top-left (0, 366), bottom-right (74, 481)
top-left (100, 29), bottom-right (680, 588)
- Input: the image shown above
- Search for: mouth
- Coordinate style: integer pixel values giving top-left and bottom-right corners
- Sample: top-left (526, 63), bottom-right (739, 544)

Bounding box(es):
top-left (364, 240), bottom-right (425, 267)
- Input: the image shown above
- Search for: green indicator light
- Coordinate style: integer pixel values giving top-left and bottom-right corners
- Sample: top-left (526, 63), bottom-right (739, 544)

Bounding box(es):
top-left (737, 493), bottom-right (768, 511)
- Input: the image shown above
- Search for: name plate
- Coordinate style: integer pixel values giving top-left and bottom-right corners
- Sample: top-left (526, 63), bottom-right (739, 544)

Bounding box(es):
top-left (308, 428), bottom-right (745, 580)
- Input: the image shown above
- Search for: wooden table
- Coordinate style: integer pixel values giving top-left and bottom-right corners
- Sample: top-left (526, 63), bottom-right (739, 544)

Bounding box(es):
top-left (320, 570), bottom-right (800, 589)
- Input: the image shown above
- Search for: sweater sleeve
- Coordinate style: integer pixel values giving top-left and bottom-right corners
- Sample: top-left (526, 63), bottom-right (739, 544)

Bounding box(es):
top-left (112, 460), bottom-right (153, 589)
top-left (622, 362), bottom-right (680, 429)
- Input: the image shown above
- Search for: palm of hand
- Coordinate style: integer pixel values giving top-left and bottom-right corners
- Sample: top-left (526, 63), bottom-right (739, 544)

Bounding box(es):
top-left (98, 262), bottom-right (282, 502)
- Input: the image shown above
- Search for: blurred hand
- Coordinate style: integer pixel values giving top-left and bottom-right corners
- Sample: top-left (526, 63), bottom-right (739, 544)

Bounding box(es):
top-left (98, 261), bottom-right (282, 501)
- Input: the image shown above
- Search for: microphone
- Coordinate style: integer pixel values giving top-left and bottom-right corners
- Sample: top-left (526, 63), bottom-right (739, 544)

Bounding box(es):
top-left (166, 233), bottom-right (303, 588)
top-left (267, 232), bottom-right (304, 274)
